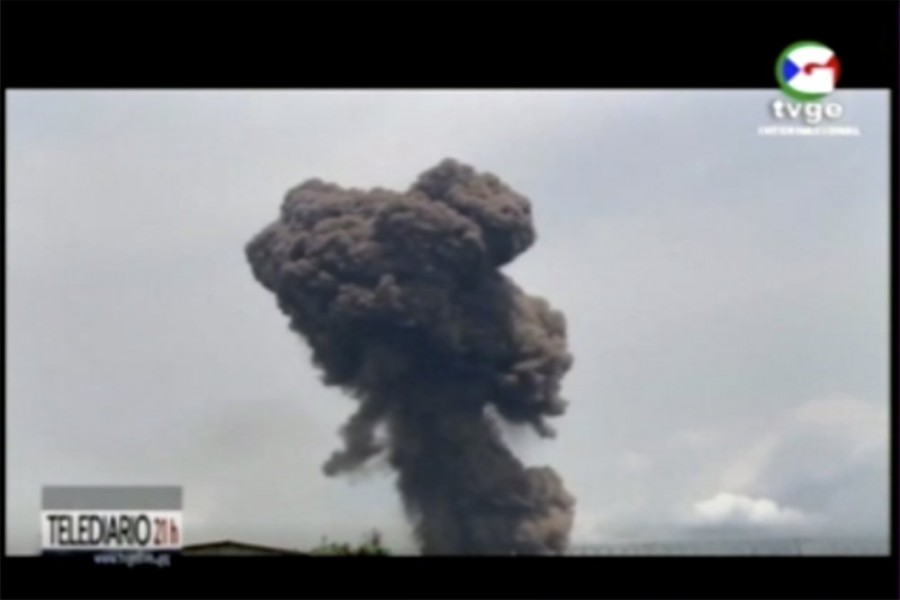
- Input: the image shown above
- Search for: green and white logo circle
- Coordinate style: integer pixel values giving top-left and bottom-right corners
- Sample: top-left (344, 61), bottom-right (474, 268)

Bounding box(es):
top-left (775, 41), bottom-right (841, 101)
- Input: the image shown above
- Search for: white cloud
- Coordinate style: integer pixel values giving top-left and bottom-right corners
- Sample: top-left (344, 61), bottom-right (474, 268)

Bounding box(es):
top-left (711, 394), bottom-right (888, 538)
top-left (692, 492), bottom-right (807, 527)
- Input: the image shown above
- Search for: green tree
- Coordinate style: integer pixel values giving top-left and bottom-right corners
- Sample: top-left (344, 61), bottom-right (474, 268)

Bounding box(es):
top-left (310, 530), bottom-right (390, 556)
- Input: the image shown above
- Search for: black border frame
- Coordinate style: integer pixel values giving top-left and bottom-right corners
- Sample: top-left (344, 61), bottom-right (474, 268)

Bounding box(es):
top-left (2, 1), bottom-right (898, 599)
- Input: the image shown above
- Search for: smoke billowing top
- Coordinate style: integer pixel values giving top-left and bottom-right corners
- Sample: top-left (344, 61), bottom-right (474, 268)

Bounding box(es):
top-left (246, 159), bottom-right (575, 554)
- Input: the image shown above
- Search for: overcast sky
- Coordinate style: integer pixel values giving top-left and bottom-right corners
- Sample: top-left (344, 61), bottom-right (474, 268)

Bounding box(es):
top-left (6, 90), bottom-right (890, 554)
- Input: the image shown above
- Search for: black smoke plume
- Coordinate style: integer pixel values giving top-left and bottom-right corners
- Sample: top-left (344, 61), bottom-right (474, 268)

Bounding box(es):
top-left (246, 159), bottom-right (575, 554)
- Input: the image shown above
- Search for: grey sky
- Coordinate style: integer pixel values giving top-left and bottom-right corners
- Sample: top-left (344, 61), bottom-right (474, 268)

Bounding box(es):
top-left (6, 90), bottom-right (890, 554)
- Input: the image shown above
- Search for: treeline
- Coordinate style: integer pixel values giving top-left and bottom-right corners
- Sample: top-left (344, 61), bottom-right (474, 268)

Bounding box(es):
top-left (310, 530), bottom-right (390, 556)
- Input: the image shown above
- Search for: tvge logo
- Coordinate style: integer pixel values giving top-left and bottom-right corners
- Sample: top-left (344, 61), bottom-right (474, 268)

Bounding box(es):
top-left (770, 99), bottom-right (843, 126)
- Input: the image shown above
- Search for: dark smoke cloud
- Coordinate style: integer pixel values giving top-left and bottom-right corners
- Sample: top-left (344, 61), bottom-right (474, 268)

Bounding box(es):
top-left (246, 159), bottom-right (575, 554)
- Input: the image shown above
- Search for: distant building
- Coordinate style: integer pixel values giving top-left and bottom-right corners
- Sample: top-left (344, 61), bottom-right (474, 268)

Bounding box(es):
top-left (182, 540), bottom-right (304, 555)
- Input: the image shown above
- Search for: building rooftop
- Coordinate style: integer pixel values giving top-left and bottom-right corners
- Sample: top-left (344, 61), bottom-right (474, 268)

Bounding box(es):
top-left (182, 540), bottom-right (304, 555)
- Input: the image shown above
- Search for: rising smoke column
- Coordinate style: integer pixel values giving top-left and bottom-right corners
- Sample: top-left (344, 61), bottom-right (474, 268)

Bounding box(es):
top-left (246, 159), bottom-right (575, 554)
